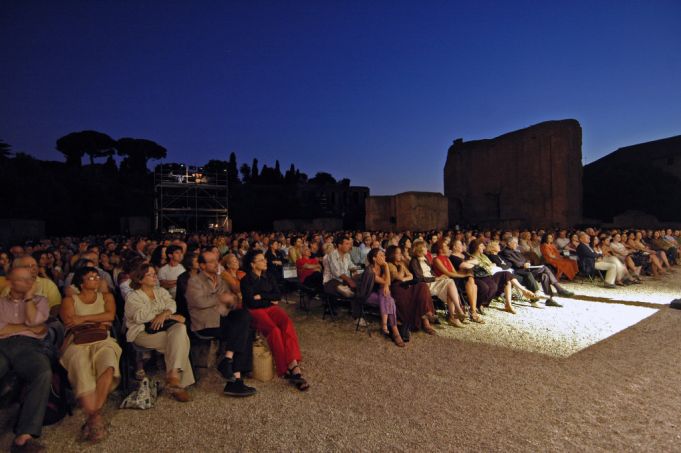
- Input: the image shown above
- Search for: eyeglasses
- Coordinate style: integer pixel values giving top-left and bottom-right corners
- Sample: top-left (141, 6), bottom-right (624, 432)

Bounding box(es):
top-left (86, 275), bottom-right (101, 281)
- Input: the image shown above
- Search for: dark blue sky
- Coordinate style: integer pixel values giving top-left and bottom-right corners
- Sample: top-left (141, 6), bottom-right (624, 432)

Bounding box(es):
top-left (1, 1), bottom-right (680, 194)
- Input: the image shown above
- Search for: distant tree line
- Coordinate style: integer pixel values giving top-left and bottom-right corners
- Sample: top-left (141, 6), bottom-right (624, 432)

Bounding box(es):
top-left (0, 131), bottom-right (353, 234)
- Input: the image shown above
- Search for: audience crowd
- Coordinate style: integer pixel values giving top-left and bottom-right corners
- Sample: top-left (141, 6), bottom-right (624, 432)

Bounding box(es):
top-left (0, 226), bottom-right (679, 451)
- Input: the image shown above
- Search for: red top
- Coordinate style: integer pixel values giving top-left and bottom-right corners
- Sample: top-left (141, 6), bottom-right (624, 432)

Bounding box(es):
top-left (432, 255), bottom-right (454, 277)
top-left (296, 257), bottom-right (319, 283)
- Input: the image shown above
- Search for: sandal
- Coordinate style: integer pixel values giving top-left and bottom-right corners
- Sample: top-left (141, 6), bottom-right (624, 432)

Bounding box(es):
top-left (423, 325), bottom-right (437, 335)
top-left (286, 366), bottom-right (310, 391)
top-left (470, 313), bottom-right (485, 324)
top-left (86, 415), bottom-right (108, 444)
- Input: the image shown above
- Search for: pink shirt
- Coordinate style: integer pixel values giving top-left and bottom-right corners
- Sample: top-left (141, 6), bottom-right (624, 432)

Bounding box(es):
top-left (0, 294), bottom-right (49, 339)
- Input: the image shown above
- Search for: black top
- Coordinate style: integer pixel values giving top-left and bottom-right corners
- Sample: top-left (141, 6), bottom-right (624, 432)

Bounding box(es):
top-left (240, 270), bottom-right (282, 309)
top-left (448, 253), bottom-right (468, 272)
top-left (486, 253), bottom-right (512, 270)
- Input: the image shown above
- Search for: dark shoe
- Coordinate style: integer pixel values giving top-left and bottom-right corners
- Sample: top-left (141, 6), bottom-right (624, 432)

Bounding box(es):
top-left (10, 439), bottom-right (46, 453)
top-left (545, 298), bottom-right (563, 307)
top-left (604, 283), bottom-right (616, 289)
top-left (398, 324), bottom-right (411, 342)
top-left (285, 370), bottom-right (310, 391)
top-left (558, 289), bottom-right (574, 297)
top-left (224, 379), bottom-right (256, 397)
top-left (477, 305), bottom-right (485, 315)
top-left (217, 358), bottom-right (236, 383)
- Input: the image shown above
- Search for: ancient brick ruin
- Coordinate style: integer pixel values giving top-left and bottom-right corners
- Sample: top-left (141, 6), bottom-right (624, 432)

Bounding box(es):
top-left (444, 119), bottom-right (583, 228)
top-left (366, 192), bottom-right (448, 231)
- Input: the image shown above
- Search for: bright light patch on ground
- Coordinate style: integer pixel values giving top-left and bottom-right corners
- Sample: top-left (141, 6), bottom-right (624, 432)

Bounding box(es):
top-left (436, 277), bottom-right (675, 358)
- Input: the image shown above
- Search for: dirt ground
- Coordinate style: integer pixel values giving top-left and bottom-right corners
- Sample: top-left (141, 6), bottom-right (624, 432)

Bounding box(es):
top-left (2, 273), bottom-right (680, 452)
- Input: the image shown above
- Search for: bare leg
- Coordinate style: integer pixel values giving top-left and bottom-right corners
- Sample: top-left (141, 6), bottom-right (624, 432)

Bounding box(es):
top-left (381, 314), bottom-right (389, 333)
top-left (465, 278), bottom-right (479, 314)
top-left (94, 367), bottom-right (114, 411)
top-left (504, 282), bottom-right (516, 314)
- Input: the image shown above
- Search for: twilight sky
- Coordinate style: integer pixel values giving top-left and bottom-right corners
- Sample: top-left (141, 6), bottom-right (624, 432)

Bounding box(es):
top-left (1, 1), bottom-right (680, 195)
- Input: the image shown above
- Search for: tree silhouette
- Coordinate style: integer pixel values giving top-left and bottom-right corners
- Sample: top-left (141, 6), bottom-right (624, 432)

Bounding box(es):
top-left (117, 138), bottom-right (167, 174)
top-left (228, 152), bottom-right (239, 185)
top-left (56, 130), bottom-right (116, 166)
top-left (251, 158), bottom-right (259, 181)
top-left (0, 140), bottom-right (12, 160)
top-left (309, 172), bottom-right (336, 185)
top-left (240, 163), bottom-right (251, 182)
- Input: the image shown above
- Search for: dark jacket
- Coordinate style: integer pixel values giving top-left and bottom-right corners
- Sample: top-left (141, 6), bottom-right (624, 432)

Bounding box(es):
top-left (499, 248), bottom-right (527, 270)
top-left (576, 243), bottom-right (599, 276)
top-left (240, 271), bottom-right (282, 309)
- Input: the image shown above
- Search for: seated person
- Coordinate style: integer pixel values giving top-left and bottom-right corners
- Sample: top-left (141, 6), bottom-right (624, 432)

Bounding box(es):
top-left (540, 233), bottom-right (578, 281)
top-left (264, 240), bottom-right (286, 281)
top-left (125, 263), bottom-right (194, 402)
top-left (359, 249), bottom-right (404, 346)
top-left (322, 236), bottom-right (363, 322)
top-left (295, 245), bottom-right (323, 292)
top-left (385, 245), bottom-right (436, 334)
top-left (651, 230), bottom-right (678, 266)
top-left (431, 240), bottom-right (483, 323)
top-left (460, 239), bottom-right (537, 314)
top-left (0, 267), bottom-right (51, 453)
top-left (186, 251), bottom-right (256, 397)
top-left (598, 237), bottom-right (637, 285)
top-left (157, 245), bottom-right (186, 299)
top-left (241, 251), bottom-right (309, 390)
top-left (322, 237), bottom-right (356, 296)
top-left (408, 240), bottom-right (468, 327)
top-left (576, 233), bottom-right (618, 288)
top-left (501, 237), bottom-right (573, 307)
top-left (626, 232), bottom-right (665, 276)
top-left (1, 256), bottom-right (62, 317)
top-left (60, 267), bottom-right (122, 442)
top-left (609, 233), bottom-right (643, 281)
top-left (221, 253), bottom-right (245, 304)
top-left (287, 237), bottom-right (303, 265)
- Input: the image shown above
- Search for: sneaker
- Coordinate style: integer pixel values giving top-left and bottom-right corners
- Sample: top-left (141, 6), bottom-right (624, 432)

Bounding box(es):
top-left (217, 358), bottom-right (236, 383)
top-left (545, 298), bottom-right (563, 307)
top-left (356, 317), bottom-right (367, 327)
top-left (224, 379), bottom-right (256, 397)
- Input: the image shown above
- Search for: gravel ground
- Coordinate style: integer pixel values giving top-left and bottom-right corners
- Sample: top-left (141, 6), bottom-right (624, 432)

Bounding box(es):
top-left (2, 272), bottom-right (681, 452)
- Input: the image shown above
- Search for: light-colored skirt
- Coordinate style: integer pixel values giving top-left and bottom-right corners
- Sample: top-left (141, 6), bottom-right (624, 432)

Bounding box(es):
top-left (428, 278), bottom-right (452, 303)
top-left (61, 337), bottom-right (122, 398)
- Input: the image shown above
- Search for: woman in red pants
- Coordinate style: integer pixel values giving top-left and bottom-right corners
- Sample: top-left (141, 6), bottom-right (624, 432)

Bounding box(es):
top-left (240, 250), bottom-right (309, 391)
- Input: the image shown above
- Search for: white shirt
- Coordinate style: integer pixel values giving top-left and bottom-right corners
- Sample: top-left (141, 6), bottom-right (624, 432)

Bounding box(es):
top-left (157, 263), bottom-right (186, 298)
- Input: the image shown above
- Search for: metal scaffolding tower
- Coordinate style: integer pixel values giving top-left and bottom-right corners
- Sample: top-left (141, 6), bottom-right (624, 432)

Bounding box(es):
top-left (154, 164), bottom-right (230, 233)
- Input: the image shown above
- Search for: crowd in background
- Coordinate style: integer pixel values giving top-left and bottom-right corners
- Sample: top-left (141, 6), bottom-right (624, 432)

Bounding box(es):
top-left (0, 226), bottom-right (679, 451)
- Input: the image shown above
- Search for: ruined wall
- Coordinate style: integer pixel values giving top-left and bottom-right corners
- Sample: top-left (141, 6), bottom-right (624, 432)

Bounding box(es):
top-left (444, 119), bottom-right (583, 228)
top-left (395, 192), bottom-right (448, 231)
top-left (365, 196), bottom-right (396, 231)
top-left (366, 192), bottom-right (447, 231)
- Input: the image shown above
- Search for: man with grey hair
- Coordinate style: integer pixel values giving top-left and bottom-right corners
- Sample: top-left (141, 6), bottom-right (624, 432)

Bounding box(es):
top-left (0, 267), bottom-right (52, 452)
top-left (576, 232), bottom-right (617, 287)
top-left (501, 236), bottom-right (574, 307)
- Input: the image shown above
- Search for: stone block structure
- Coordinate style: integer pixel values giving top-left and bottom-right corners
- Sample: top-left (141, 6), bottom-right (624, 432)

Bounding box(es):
top-left (444, 119), bottom-right (583, 228)
top-left (366, 192), bottom-right (448, 231)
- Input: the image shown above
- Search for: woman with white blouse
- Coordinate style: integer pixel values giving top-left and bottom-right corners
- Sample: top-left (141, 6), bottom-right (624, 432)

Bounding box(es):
top-left (124, 263), bottom-right (194, 402)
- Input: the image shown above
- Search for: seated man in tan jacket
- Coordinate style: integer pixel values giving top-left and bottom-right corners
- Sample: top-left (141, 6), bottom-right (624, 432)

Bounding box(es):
top-left (186, 251), bottom-right (255, 397)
